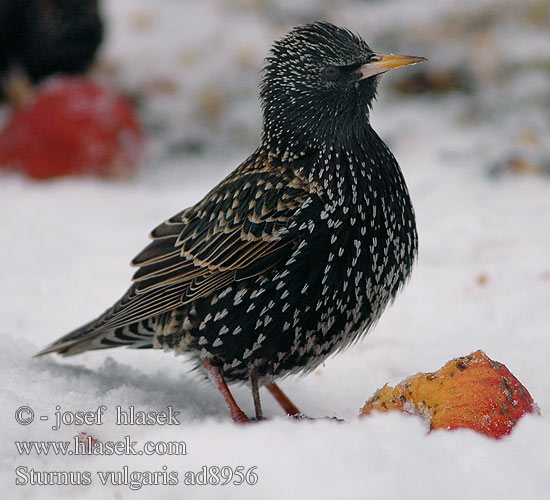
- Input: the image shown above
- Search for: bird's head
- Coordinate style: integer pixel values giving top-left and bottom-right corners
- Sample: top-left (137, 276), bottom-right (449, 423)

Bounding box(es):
top-left (260, 22), bottom-right (425, 160)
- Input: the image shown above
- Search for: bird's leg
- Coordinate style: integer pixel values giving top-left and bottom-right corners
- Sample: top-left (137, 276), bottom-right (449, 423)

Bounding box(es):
top-left (266, 385), bottom-right (343, 421)
top-left (265, 382), bottom-right (301, 416)
top-left (202, 359), bottom-right (250, 423)
top-left (249, 367), bottom-right (264, 420)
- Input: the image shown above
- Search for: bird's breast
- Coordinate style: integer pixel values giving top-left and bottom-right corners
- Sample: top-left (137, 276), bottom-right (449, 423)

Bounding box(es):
top-left (302, 143), bottom-right (418, 333)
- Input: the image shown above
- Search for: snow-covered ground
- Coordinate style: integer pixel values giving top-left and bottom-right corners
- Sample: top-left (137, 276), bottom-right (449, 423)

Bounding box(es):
top-left (2, 0), bottom-right (549, 498)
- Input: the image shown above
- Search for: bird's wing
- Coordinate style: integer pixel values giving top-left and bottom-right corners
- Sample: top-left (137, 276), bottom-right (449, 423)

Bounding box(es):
top-left (37, 158), bottom-right (318, 355)
top-left (117, 165), bottom-right (314, 327)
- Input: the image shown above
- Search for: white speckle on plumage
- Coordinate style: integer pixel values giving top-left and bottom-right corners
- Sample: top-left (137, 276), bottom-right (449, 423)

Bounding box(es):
top-left (214, 309), bottom-right (228, 321)
top-left (218, 286), bottom-right (232, 299)
top-left (233, 289), bottom-right (247, 306)
top-left (249, 288), bottom-right (266, 299)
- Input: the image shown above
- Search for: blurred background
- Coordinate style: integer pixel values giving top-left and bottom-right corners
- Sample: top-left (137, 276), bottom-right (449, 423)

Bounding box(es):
top-left (0, 0), bottom-right (548, 177)
top-left (1, 5), bottom-right (549, 497)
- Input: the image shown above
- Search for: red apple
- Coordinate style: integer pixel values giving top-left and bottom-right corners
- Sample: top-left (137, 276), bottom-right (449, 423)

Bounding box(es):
top-left (0, 76), bottom-right (144, 179)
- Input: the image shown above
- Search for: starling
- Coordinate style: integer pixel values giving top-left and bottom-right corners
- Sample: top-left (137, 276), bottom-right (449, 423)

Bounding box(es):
top-left (37, 22), bottom-right (424, 422)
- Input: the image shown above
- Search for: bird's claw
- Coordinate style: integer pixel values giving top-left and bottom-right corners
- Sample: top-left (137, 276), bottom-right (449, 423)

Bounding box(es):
top-left (288, 413), bottom-right (345, 423)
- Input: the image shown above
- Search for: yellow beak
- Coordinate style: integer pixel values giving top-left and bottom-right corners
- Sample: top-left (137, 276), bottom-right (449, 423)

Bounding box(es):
top-left (357, 53), bottom-right (427, 80)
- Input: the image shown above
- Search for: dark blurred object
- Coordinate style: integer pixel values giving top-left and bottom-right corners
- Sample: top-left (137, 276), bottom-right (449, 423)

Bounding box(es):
top-left (391, 67), bottom-right (475, 95)
top-left (0, 76), bottom-right (144, 179)
top-left (0, 0), bottom-right (103, 90)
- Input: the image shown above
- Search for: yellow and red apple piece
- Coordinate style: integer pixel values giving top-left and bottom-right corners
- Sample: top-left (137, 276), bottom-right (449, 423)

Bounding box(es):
top-left (360, 350), bottom-right (539, 439)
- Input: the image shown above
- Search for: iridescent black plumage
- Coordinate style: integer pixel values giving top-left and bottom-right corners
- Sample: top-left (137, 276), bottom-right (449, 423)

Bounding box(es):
top-left (38, 23), bottom-right (423, 421)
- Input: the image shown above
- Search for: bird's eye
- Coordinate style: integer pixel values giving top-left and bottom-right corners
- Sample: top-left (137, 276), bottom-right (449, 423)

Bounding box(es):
top-left (323, 66), bottom-right (340, 81)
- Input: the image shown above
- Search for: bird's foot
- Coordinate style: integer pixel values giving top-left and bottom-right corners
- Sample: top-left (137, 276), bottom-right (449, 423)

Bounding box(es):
top-left (234, 415), bottom-right (271, 425)
top-left (288, 413), bottom-right (345, 423)
top-left (265, 383), bottom-right (301, 416)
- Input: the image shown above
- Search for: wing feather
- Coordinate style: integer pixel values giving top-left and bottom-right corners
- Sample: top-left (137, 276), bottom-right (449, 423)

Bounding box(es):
top-left (60, 156), bottom-right (318, 340)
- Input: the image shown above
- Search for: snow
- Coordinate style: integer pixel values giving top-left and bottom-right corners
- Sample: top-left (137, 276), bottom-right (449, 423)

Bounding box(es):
top-left (2, 0), bottom-right (549, 498)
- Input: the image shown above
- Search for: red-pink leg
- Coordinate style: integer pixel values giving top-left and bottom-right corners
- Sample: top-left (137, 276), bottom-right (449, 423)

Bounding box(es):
top-left (265, 382), bottom-right (301, 416)
top-left (202, 359), bottom-right (250, 423)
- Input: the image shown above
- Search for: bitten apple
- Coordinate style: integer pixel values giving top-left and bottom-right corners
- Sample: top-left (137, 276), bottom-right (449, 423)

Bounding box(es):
top-left (360, 350), bottom-right (538, 439)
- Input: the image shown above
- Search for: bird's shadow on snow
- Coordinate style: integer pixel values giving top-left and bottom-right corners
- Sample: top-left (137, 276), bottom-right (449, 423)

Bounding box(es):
top-left (30, 354), bottom-right (233, 422)
top-left (3, 334), bottom-right (288, 421)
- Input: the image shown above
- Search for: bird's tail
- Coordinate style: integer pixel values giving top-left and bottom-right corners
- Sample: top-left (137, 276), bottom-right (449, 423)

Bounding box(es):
top-left (35, 318), bottom-right (157, 357)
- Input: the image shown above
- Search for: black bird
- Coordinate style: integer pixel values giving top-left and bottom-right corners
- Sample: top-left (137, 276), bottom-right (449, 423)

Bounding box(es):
top-left (37, 23), bottom-right (424, 422)
top-left (0, 0), bottom-right (103, 90)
